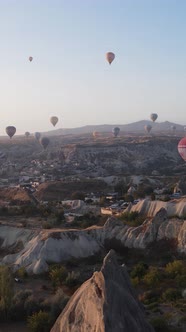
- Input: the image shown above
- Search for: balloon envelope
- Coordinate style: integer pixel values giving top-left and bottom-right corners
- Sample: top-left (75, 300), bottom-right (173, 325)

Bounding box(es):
top-left (106, 52), bottom-right (115, 65)
top-left (40, 137), bottom-right (50, 149)
top-left (144, 124), bottom-right (152, 133)
top-left (93, 131), bottom-right (98, 138)
top-left (29, 56), bottom-right (33, 62)
top-left (150, 113), bottom-right (158, 122)
top-left (50, 116), bottom-right (58, 127)
top-left (178, 137), bottom-right (186, 161)
top-left (34, 132), bottom-right (41, 141)
top-left (6, 126), bottom-right (16, 139)
top-left (112, 127), bottom-right (120, 137)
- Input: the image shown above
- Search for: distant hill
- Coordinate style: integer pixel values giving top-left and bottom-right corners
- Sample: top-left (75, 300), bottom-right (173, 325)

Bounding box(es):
top-left (44, 120), bottom-right (186, 136)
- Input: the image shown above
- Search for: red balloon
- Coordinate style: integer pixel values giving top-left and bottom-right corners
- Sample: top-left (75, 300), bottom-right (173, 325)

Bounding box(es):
top-left (178, 137), bottom-right (186, 161)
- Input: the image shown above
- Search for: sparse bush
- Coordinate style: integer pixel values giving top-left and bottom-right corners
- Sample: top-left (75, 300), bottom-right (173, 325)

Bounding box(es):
top-left (162, 288), bottom-right (182, 302)
top-left (64, 271), bottom-right (80, 287)
top-left (151, 193), bottom-right (156, 201)
top-left (0, 266), bottom-right (14, 321)
top-left (42, 222), bottom-right (52, 229)
top-left (131, 277), bottom-right (140, 287)
top-left (99, 196), bottom-right (106, 206)
top-left (175, 274), bottom-right (186, 288)
top-left (11, 289), bottom-right (33, 320)
top-left (0, 206), bottom-right (8, 216)
top-left (139, 289), bottom-right (162, 304)
top-left (27, 310), bottom-right (51, 332)
top-left (16, 267), bottom-right (28, 279)
top-left (179, 315), bottom-right (186, 324)
top-left (123, 194), bottom-right (134, 202)
top-left (133, 185), bottom-right (153, 199)
top-left (143, 267), bottom-right (161, 288)
top-left (13, 289), bottom-right (33, 304)
top-left (49, 266), bottom-right (68, 288)
top-left (47, 289), bottom-right (69, 323)
top-left (24, 295), bottom-right (41, 316)
top-left (150, 317), bottom-right (169, 332)
top-left (146, 302), bottom-right (159, 310)
top-left (54, 209), bottom-right (65, 224)
top-left (130, 262), bottom-right (148, 279)
top-left (71, 191), bottom-right (85, 200)
top-left (120, 211), bottom-right (144, 226)
top-left (165, 260), bottom-right (186, 279)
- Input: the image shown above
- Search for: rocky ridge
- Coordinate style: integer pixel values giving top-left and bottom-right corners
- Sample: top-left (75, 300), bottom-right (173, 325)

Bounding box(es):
top-left (126, 197), bottom-right (186, 217)
top-left (1, 208), bottom-right (185, 274)
top-left (62, 138), bottom-right (180, 176)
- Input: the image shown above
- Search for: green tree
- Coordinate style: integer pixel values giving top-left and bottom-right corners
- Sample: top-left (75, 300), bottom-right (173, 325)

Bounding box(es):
top-left (0, 266), bottom-right (14, 320)
top-left (143, 267), bottom-right (161, 287)
top-left (71, 191), bottom-right (85, 200)
top-left (16, 267), bottom-right (28, 279)
top-left (162, 288), bottom-right (181, 302)
top-left (150, 317), bottom-right (169, 332)
top-left (123, 194), bottom-right (134, 202)
top-left (165, 260), bottom-right (186, 278)
top-left (54, 209), bottom-right (65, 224)
top-left (130, 262), bottom-right (148, 279)
top-left (27, 310), bottom-right (51, 332)
top-left (49, 266), bottom-right (68, 288)
top-left (64, 271), bottom-right (80, 287)
top-left (99, 196), bottom-right (106, 206)
top-left (114, 182), bottom-right (128, 196)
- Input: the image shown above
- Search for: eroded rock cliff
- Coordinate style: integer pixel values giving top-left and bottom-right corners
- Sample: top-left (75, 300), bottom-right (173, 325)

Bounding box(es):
top-left (51, 250), bottom-right (154, 332)
top-left (1, 208), bottom-right (185, 274)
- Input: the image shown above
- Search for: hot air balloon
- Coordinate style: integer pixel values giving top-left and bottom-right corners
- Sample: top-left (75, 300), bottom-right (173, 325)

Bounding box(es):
top-left (50, 116), bottom-right (58, 127)
top-left (34, 132), bottom-right (41, 141)
top-left (144, 124), bottom-right (152, 133)
top-left (40, 137), bottom-right (50, 149)
top-left (171, 125), bottom-right (176, 135)
top-left (112, 127), bottom-right (120, 137)
top-left (93, 131), bottom-right (99, 138)
top-left (6, 126), bottom-right (16, 139)
top-left (178, 137), bottom-right (186, 161)
top-left (25, 131), bottom-right (30, 138)
top-left (150, 113), bottom-right (158, 122)
top-left (106, 52), bottom-right (115, 65)
top-left (29, 56), bottom-right (33, 62)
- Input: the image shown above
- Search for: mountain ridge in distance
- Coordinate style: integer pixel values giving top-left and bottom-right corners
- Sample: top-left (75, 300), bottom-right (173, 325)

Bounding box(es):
top-left (43, 120), bottom-right (186, 136)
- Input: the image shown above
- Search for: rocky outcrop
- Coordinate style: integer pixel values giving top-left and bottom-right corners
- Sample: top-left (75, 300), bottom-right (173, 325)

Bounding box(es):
top-left (62, 138), bottom-right (180, 176)
top-left (126, 198), bottom-right (186, 217)
top-left (1, 209), bottom-right (185, 274)
top-left (174, 177), bottom-right (186, 195)
top-left (1, 227), bottom-right (103, 274)
top-left (51, 250), bottom-right (154, 332)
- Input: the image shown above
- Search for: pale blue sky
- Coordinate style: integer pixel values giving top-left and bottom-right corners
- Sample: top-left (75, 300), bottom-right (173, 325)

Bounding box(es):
top-left (0, 0), bottom-right (186, 134)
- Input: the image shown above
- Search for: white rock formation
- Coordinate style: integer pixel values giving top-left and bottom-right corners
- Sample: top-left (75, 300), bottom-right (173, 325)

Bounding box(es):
top-left (1, 209), bottom-right (185, 274)
top-left (126, 198), bottom-right (186, 217)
